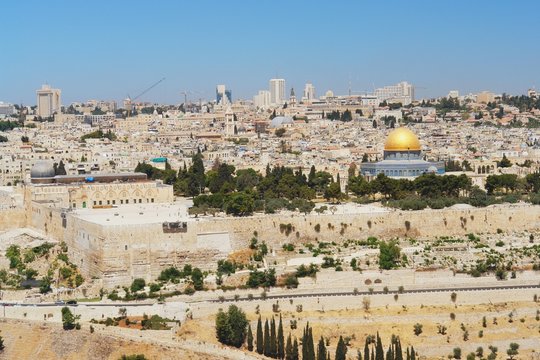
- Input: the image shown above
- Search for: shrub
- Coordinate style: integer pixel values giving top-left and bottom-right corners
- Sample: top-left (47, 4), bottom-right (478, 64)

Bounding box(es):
top-left (130, 278), bottom-right (146, 293)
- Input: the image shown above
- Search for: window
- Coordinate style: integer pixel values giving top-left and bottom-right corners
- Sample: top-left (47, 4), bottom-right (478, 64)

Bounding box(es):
top-left (120, 200), bottom-right (124, 204)
top-left (107, 200), bottom-right (110, 205)
top-left (99, 200), bottom-right (102, 205)
top-left (93, 201), bottom-right (97, 206)
top-left (112, 200), bottom-right (116, 205)
top-left (126, 200), bottom-right (129, 204)
top-left (72, 203), bottom-right (76, 208)
top-left (139, 199), bottom-right (142, 203)
top-left (151, 198), bottom-right (154, 203)
top-left (125, 245), bottom-right (128, 250)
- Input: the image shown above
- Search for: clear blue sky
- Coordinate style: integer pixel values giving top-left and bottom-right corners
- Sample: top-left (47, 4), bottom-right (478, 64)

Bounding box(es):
top-left (1, 0), bottom-right (539, 105)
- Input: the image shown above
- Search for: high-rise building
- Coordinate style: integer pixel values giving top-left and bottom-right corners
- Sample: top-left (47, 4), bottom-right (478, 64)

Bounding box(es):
top-left (269, 78), bottom-right (285, 105)
top-left (0, 102), bottom-right (15, 118)
top-left (216, 84), bottom-right (232, 105)
top-left (448, 90), bottom-right (459, 99)
top-left (303, 83), bottom-right (316, 102)
top-left (36, 84), bottom-right (61, 118)
top-left (253, 90), bottom-right (271, 108)
top-left (374, 81), bottom-right (414, 105)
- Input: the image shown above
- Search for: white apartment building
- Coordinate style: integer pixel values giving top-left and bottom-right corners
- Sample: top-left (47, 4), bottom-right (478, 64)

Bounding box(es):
top-left (448, 90), bottom-right (459, 99)
top-left (374, 81), bottom-right (414, 105)
top-left (303, 83), bottom-right (316, 102)
top-left (0, 102), bottom-right (15, 118)
top-left (253, 90), bottom-right (271, 108)
top-left (269, 78), bottom-right (285, 105)
top-left (36, 84), bottom-right (61, 118)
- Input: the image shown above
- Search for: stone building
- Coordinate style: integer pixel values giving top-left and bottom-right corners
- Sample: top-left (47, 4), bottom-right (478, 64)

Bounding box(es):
top-left (361, 127), bottom-right (445, 178)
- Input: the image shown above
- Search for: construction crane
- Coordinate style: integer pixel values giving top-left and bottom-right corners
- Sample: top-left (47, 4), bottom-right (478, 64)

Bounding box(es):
top-left (125, 77), bottom-right (165, 116)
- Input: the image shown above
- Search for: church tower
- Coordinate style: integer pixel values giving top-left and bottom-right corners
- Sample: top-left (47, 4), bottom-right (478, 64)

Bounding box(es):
top-left (289, 87), bottom-right (296, 106)
top-left (225, 106), bottom-right (236, 136)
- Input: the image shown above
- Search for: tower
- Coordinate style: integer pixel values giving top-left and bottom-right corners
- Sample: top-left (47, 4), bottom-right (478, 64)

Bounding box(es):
top-left (269, 78), bottom-right (285, 105)
top-left (289, 88), bottom-right (296, 106)
top-left (36, 84), bottom-right (61, 118)
top-left (225, 106), bottom-right (236, 136)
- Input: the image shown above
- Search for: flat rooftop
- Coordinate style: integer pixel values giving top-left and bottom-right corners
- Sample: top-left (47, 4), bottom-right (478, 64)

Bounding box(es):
top-left (71, 201), bottom-right (192, 226)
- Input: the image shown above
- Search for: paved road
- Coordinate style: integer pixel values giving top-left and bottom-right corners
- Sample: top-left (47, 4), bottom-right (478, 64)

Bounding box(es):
top-left (2, 283), bottom-right (538, 307)
top-left (0, 301), bottom-right (154, 307)
top-left (206, 283), bottom-right (540, 303)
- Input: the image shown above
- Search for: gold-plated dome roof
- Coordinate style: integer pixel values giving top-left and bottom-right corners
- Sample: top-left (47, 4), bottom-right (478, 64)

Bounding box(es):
top-left (384, 127), bottom-right (421, 151)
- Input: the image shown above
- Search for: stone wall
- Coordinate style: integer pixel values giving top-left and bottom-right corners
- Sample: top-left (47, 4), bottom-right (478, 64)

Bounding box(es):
top-left (19, 202), bottom-right (540, 288)
top-left (194, 204), bottom-right (540, 250)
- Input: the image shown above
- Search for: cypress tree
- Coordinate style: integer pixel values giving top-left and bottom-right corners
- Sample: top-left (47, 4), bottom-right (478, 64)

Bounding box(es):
top-left (386, 345), bottom-right (392, 360)
top-left (410, 346), bottom-right (416, 360)
top-left (247, 324), bottom-right (253, 351)
top-left (302, 324), bottom-right (308, 360)
top-left (264, 319), bottom-right (271, 357)
top-left (395, 338), bottom-right (403, 360)
top-left (335, 335), bottom-right (347, 360)
top-left (317, 336), bottom-right (327, 360)
top-left (357, 349), bottom-right (363, 360)
top-left (364, 339), bottom-right (370, 360)
top-left (305, 325), bottom-right (315, 360)
top-left (278, 315), bottom-right (285, 359)
top-left (270, 317), bottom-right (277, 357)
top-left (286, 334), bottom-right (293, 360)
top-left (292, 338), bottom-right (299, 360)
top-left (371, 346), bottom-right (375, 360)
top-left (376, 333), bottom-right (384, 360)
top-left (406, 347), bottom-right (410, 360)
top-left (256, 316), bottom-right (263, 354)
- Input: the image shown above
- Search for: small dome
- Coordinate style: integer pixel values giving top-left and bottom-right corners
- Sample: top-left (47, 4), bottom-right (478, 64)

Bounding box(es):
top-left (270, 116), bottom-right (294, 128)
top-left (384, 127), bottom-right (421, 151)
top-left (30, 160), bottom-right (55, 178)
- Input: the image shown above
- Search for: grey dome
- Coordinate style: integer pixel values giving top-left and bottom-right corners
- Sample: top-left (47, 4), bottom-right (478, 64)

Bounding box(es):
top-left (31, 160), bottom-right (55, 178)
top-left (270, 116), bottom-right (294, 129)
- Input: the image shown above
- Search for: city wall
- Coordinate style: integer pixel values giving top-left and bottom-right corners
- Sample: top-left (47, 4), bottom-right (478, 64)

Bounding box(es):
top-left (196, 204), bottom-right (540, 249)
top-left (20, 202), bottom-right (540, 288)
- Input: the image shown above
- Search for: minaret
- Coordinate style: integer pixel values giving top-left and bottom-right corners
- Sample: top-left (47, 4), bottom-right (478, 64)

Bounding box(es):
top-left (289, 87), bottom-right (296, 106)
top-left (225, 106), bottom-right (235, 136)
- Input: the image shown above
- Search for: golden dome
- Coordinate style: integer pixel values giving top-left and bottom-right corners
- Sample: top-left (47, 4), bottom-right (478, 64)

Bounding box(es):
top-left (384, 127), bottom-right (421, 151)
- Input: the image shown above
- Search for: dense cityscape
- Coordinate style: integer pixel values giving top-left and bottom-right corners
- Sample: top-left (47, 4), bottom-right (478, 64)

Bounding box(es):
top-left (1, 1), bottom-right (540, 360)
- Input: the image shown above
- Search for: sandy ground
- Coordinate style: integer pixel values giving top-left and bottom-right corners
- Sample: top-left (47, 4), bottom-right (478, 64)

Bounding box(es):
top-left (184, 288), bottom-right (540, 359)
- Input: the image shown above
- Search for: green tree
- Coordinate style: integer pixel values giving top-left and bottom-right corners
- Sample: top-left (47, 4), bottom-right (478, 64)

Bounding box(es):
top-left (224, 192), bottom-right (254, 216)
top-left (292, 338), bottom-right (299, 360)
top-left (379, 240), bottom-right (401, 270)
top-left (215, 305), bottom-right (249, 348)
top-left (130, 278), bottom-right (146, 292)
top-left (256, 316), bottom-right (264, 354)
top-left (335, 335), bottom-right (347, 360)
top-left (275, 128), bottom-right (286, 137)
top-left (324, 182), bottom-right (343, 203)
top-left (270, 317), bottom-right (277, 357)
top-left (285, 334), bottom-right (293, 360)
top-left (506, 343), bottom-right (519, 360)
top-left (61, 306), bottom-right (80, 330)
top-left (191, 267), bottom-right (204, 290)
top-left (498, 154), bottom-right (512, 168)
top-left (264, 319), bottom-right (271, 356)
top-left (247, 324), bottom-right (254, 351)
top-left (0, 335), bottom-right (4, 351)
top-left (317, 336), bottom-right (327, 360)
top-left (277, 315), bottom-right (285, 359)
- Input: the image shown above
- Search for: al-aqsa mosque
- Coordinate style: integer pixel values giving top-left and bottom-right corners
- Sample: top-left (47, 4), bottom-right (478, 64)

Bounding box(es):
top-left (360, 127), bottom-right (445, 178)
